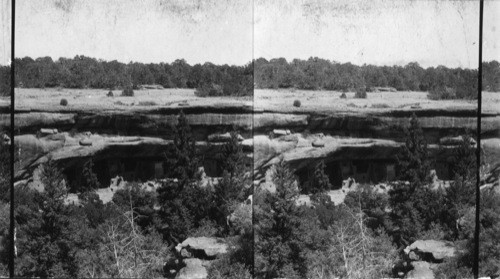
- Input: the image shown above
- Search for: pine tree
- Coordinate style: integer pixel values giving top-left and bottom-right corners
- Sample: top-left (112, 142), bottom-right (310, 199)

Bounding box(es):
top-left (309, 160), bottom-right (332, 195)
top-left (16, 161), bottom-right (78, 277)
top-left (452, 132), bottom-right (477, 182)
top-left (158, 111), bottom-right (213, 244)
top-left (389, 114), bottom-right (433, 246)
top-left (397, 113), bottom-right (431, 188)
top-left (168, 110), bottom-right (200, 185)
top-left (219, 128), bottom-right (245, 177)
top-left (254, 160), bottom-right (305, 278)
top-left (81, 159), bottom-right (100, 193)
top-left (214, 128), bottom-right (250, 233)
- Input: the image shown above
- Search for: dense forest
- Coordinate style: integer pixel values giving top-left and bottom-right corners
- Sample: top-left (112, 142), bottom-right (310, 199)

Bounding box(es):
top-left (2, 56), bottom-right (499, 98)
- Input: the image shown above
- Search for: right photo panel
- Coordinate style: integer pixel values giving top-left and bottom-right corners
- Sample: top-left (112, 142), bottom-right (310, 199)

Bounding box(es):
top-left (253, 1), bottom-right (480, 278)
top-left (480, 0), bottom-right (500, 277)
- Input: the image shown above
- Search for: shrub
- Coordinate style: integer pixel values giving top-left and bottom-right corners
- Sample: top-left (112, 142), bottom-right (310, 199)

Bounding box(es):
top-left (371, 103), bottom-right (390, 109)
top-left (354, 87), bottom-right (367, 99)
top-left (137, 101), bottom-right (157, 106)
top-left (427, 86), bottom-right (456, 100)
top-left (340, 92), bottom-right (347, 99)
top-left (293, 99), bottom-right (301, 107)
top-left (60, 98), bottom-right (68, 106)
top-left (121, 87), bottom-right (134, 97)
top-left (194, 83), bottom-right (223, 97)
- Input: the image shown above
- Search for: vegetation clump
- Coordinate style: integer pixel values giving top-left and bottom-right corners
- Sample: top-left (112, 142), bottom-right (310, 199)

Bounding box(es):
top-left (121, 87), bottom-right (134, 97)
top-left (354, 87), bottom-right (367, 98)
top-left (427, 86), bottom-right (457, 100)
top-left (137, 101), bottom-right (157, 106)
top-left (194, 83), bottom-right (223, 97)
top-left (0, 66), bottom-right (10, 96)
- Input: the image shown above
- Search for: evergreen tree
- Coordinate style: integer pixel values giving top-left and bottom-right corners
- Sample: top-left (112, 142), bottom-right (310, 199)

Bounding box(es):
top-left (397, 113), bottom-right (431, 188)
top-left (452, 133), bottom-right (477, 182)
top-left (80, 159), bottom-right (100, 192)
top-left (167, 110), bottom-right (200, 185)
top-left (158, 111), bottom-right (215, 244)
top-left (254, 160), bottom-right (305, 278)
top-left (309, 160), bottom-right (332, 196)
top-left (219, 128), bottom-right (245, 177)
top-left (389, 114), bottom-right (433, 246)
top-left (213, 128), bottom-right (251, 233)
top-left (16, 161), bottom-right (78, 277)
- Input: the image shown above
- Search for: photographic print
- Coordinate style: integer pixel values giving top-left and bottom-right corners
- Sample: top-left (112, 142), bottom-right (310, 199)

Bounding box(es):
top-left (3, 0), bottom-right (499, 278)
top-left (13, 0), bottom-right (252, 278)
top-left (253, 1), bottom-right (482, 278)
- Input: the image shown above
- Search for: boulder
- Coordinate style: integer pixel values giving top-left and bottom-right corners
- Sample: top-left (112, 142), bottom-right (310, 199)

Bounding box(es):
top-left (440, 136), bottom-right (476, 146)
top-left (180, 248), bottom-right (192, 258)
top-left (40, 128), bottom-right (59, 135)
top-left (79, 139), bottom-right (93, 146)
top-left (404, 240), bottom-right (456, 262)
top-left (207, 132), bottom-right (244, 142)
top-left (278, 134), bottom-right (299, 142)
top-left (296, 195), bottom-right (312, 207)
top-left (175, 258), bottom-right (207, 279)
top-left (175, 237), bottom-right (228, 258)
top-left (273, 129), bottom-right (288, 137)
top-left (312, 139), bottom-right (325, 147)
top-left (405, 261), bottom-right (434, 279)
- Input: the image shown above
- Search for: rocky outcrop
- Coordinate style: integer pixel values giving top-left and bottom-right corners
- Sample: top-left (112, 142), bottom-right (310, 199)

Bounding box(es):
top-left (405, 261), bottom-right (435, 279)
top-left (253, 110), bottom-right (478, 144)
top-left (403, 240), bottom-right (457, 279)
top-left (12, 110), bottom-right (252, 140)
top-left (175, 237), bottom-right (228, 259)
top-left (175, 258), bottom-right (208, 279)
top-left (14, 132), bottom-right (172, 179)
top-left (172, 237), bottom-right (230, 279)
top-left (404, 240), bottom-right (456, 262)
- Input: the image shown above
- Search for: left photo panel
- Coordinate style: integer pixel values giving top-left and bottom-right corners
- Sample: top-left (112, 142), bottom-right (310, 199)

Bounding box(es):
top-left (0, 0), bottom-right (12, 276)
top-left (13, 1), bottom-right (253, 278)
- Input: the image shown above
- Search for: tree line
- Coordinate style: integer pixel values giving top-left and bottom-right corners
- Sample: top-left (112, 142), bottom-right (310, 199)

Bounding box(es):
top-left (1, 57), bottom-right (499, 98)
top-left (255, 57), bottom-right (500, 99)
top-left (11, 56), bottom-right (253, 97)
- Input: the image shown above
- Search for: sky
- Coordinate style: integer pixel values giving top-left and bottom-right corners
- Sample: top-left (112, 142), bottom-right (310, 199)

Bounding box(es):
top-left (484, 0), bottom-right (500, 62)
top-left (0, 0), bottom-right (498, 67)
top-left (13, 0), bottom-right (253, 66)
top-left (256, 0), bottom-right (485, 68)
top-left (0, 0), bottom-right (11, 65)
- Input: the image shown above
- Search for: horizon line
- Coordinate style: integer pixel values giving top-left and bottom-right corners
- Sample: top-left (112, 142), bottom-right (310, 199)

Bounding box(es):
top-left (3, 55), bottom-right (499, 70)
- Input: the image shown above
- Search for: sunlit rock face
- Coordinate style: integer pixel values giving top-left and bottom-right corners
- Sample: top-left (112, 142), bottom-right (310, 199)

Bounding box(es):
top-left (12, 102), bottom-right (253, 187)
top-left (252, 101), bottom-right (480, 194)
